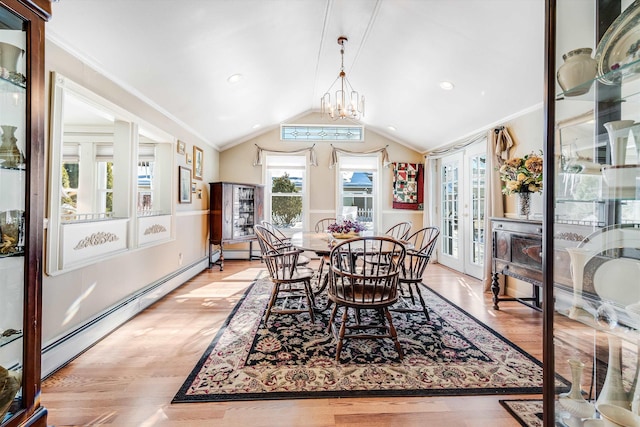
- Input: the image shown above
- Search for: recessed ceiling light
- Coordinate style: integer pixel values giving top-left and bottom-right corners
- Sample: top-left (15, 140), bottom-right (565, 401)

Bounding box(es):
top-left (387, 125), bottom-right (397, 131)
top-left (227, 74), bottom-right (243, 84)
top-left (252, 124), bottom-right (261, 129)
top-left (439, 81), bottom-right (454, 90)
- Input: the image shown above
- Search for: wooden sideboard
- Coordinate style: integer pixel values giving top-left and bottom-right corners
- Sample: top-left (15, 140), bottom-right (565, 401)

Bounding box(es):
top-left (491, 217), bottom-right (543, 310)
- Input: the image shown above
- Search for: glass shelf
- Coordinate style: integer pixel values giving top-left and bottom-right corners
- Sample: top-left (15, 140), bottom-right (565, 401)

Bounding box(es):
top-left (0, 331), bottom-right (22, 348)
top-left (556, 57), bottom-right (640, 100)
top-left (0, 165), bottom-right (25, 171)
top-left (0, 72), bottom-right (26, 90)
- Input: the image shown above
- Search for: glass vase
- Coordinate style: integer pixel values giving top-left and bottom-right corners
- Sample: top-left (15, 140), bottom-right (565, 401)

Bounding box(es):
top-left (517, 192), bottom-right (531, 219)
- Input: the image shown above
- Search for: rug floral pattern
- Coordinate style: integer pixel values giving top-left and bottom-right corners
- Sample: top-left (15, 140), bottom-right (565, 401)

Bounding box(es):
top-left (174, 280), bottom-right (568, 402)
top-left (500, 400), bottom-right (543, 427)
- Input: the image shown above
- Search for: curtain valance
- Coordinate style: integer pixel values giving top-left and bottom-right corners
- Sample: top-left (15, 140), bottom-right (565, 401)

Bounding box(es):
top-left (329, 144), bottom-right (391, 169)
top-left (253, 144), bottom-right (318, 166)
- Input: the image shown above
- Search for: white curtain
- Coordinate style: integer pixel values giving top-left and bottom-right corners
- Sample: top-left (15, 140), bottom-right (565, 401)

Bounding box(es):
top-left (329, 144), bottom-right (391, 168)
top-left (253, 144), bottom-right (318, 166)
top-left (482, 126), bottom-right (514, 291)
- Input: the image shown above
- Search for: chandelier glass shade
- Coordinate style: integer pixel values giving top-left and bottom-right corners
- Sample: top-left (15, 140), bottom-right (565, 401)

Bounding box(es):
top-left (321, 36), bottom-right (365, 120)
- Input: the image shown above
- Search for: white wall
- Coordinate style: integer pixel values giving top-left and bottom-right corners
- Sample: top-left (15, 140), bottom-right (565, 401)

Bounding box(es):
top-left (41, 41), bottom-right (218, 374)
top-left (502, 108), bottom-right (545, 218)
top-left (500, 107), bottom-right (545, 298)
top-left (218, 112), bottom-right (426, 242)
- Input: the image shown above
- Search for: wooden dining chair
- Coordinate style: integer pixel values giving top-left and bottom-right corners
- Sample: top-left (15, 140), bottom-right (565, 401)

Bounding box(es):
top-left (314, 217), bottom-right (336, 285)
top-left (327, 236), bottom-right (406, 361)
top-left (254, 225), bottom-right (315, 323)
top-left (261, 220), bottom-right (291, 244)
top-left (385, 221), bottom-right (412, 240)
top-left (395, 227), bottom-right (440, 320)
top-left (259, 221), bottom-right (310, 266)
top-left (314, 217), bottom-right (336, 232)
top-left (363, 221), bottom-right (412, 271)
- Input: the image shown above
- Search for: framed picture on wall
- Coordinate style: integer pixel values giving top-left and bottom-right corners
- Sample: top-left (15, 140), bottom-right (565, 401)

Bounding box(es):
top-left (177, 140), bottom-right (186, 155)
top-left (179, 166), bottom-right (192, 203)
top-left (194, 145), bottom-right (203, 180)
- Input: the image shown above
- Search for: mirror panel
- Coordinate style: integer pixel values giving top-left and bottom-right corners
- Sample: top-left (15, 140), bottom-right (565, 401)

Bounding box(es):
top-left (47, 73), bottom-right (175, 274)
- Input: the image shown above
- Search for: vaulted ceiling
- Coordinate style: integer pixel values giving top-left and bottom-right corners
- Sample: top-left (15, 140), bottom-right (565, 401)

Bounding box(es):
top-left (46, 0), bottom-right (544, 153)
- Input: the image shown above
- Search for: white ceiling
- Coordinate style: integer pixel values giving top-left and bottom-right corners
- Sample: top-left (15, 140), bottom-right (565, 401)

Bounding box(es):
top-left (46, 0), bottom-right (544, 153)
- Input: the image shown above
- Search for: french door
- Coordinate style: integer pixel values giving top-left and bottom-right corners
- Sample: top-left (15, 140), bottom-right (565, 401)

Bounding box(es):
top-left (438, 144), bottom-right (486, 279)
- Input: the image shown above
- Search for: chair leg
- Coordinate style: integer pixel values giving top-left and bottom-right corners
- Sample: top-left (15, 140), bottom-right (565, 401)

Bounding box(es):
top-left (414, 283), bottom-right (430, 321)
top-left (406, 282), bottom-right (417, 305)
top-left (316, 257), bottom-right (325, 283)
top-left (327, 303), bottom-right (339, 334)
top-left (335, 307), bottom-right (349, 362)
top-left (304, 279), bottom-right (315, 322)
top-left (264, 283), bottom-right (280, 323)
top-left (383, 307), bottom-right (404, 360)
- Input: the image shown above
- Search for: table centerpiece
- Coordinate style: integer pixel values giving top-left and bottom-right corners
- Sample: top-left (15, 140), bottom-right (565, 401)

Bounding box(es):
top-left (327, 219), bottom-right (366, 239)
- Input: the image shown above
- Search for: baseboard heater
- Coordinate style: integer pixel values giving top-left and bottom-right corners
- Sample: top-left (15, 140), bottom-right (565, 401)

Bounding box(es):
top-left (41, 257), bottom-right (208, 378)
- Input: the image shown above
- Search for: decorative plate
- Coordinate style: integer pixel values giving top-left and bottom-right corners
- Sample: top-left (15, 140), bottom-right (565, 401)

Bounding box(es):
top-left (595, 0), bottom-right (640, 85)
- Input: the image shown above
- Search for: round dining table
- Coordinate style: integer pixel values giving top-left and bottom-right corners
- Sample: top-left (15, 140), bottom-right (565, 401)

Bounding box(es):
top-left (289, 231), bottom-right (410, 311)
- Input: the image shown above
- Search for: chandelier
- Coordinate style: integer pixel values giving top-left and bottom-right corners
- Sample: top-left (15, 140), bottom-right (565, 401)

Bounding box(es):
top-left (321, 36), bottom-right (365, 120)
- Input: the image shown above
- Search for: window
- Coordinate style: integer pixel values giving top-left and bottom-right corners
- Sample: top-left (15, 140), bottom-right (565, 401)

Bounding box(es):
top-left (265, 155), bottom-right (307, 235)
top-left (137, 160), bottom-right (154, 213)
top-left (280, 124), bottom-right (364, 142)
top-left (337, 155), bottom-right (379, 230)
top-left (96, 160), bottom-right (113, 214)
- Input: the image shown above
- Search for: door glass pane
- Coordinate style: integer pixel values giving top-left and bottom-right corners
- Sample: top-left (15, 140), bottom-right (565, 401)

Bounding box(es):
top-left (233, 186), bottom-right (255, 238)
top-left (471, 154), bottom-right (486, 265)
top-left (441, 161), bottom-right (459, 257)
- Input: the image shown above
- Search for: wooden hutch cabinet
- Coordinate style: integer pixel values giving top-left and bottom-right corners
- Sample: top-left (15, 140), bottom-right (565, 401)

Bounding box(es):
top-left (209, 182), bottom-right (264, 270)
top-left (0, 0), bottom-right (50, 426)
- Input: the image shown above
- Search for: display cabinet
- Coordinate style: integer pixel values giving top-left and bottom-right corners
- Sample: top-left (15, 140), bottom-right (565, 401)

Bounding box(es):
top-left (545, 1), bottom-right (640, 425)
top-left (209, 182), bottom-right (264, 270)
top-left (0, 0), bottom-right (49, 426)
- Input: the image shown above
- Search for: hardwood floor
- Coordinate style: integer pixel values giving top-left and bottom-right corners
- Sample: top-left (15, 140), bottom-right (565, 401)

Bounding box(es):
top-left (41, 260), bottom-right (543, 426)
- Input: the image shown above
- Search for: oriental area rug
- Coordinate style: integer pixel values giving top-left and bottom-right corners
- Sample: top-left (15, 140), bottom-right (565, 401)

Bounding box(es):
top-left (173, 279), bottom-right (569, 403)
top-left (499, 399), bottom-right (543, 427)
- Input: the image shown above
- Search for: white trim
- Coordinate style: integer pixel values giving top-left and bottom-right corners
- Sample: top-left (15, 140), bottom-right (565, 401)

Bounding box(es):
top-left (175, 209), bottom-right (209, 217)
top-left (381, 210), bottom-right (424, 215)
top-left (41, 258), bottom-right (208, 378)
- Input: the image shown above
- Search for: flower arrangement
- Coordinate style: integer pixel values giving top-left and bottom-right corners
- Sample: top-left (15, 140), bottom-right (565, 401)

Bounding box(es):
top-left (499, 152), bottom-right (543, 195)
top-left (327, 219), bottom-right (366, 235)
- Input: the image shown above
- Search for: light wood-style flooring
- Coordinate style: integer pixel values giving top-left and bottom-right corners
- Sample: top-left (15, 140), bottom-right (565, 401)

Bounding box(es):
top-left (41, 260), bottom-right (543, 426)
